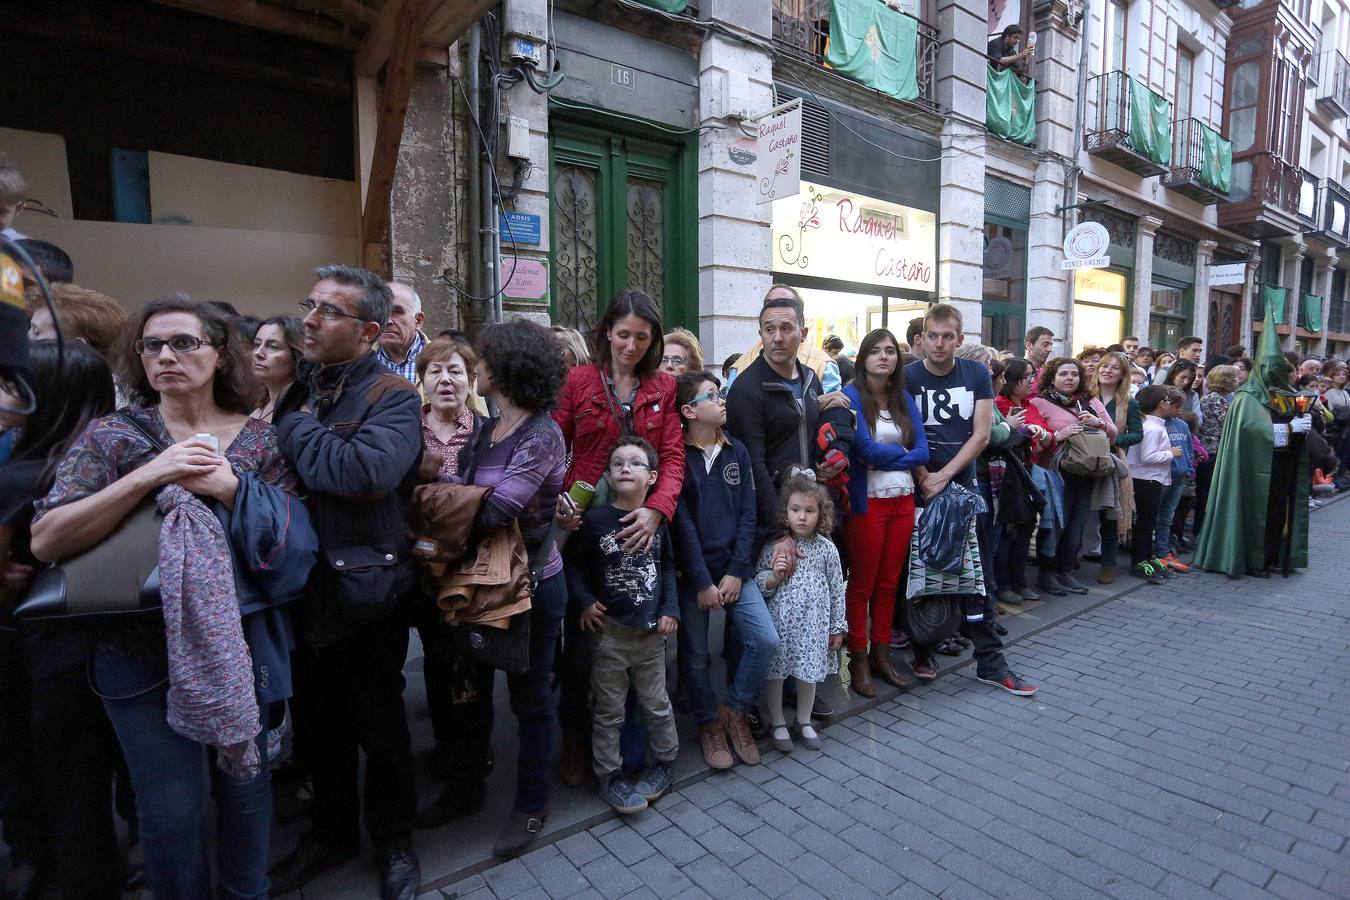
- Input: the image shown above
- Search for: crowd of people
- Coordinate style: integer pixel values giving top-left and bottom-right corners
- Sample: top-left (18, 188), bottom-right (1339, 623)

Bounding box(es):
top-left (1, 192), bottom-right (1345, 900)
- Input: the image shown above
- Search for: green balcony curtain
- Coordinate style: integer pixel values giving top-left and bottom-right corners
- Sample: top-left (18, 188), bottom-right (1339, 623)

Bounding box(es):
top-left (1198, 122), bottom-right (1232, 194)
top-left (1262, 285), bottom-right (1288, 323)
top-left (1303, 294), bottom-right (1324, 332)
top-left (1128, 77), bottom-right (1172, 166)
top-left (986, 65), bottom-right (1036, 145)
top-left (633, 0), bottom-right (687, 10)
top-left (826, 0), bottom-right (920, 102)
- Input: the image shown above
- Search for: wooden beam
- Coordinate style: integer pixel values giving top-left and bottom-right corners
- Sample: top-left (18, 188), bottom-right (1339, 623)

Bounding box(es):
top-left (354, 0), bottom-right (408, 76)
top-left (147, 0), bottom-right (359, 49)
top-left (422, 0), bottom-right (497, 48)
top-left (295, 0), bottom-right (376, 28)
top-left (360, 0), bottom-right (426, 273)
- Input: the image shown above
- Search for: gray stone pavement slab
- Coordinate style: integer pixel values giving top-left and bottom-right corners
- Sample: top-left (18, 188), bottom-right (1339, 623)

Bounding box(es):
top-left (410, 495), bottom-right (1350, 899)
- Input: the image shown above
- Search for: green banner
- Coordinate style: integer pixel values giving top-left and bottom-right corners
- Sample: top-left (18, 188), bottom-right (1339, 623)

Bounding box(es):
top-left (1262, 285), bottom-right (1288, 323)
top-left (1303, 294), bottom-right (1324, 332)
top-left (1128, 77), bottom-right (1172, 166)
top-left (1198, 122), bottom-right (1232, 194)
top-left (633, 0), bottom-right (687, 10)
top-left (826, 0), bottom-right (920, 102)
top-left (986, 65), bottom-right (1036, 145)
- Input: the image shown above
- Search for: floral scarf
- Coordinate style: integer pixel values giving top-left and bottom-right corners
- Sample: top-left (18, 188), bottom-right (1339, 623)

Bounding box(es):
top-left (157, 483), bottom-right (261, 780)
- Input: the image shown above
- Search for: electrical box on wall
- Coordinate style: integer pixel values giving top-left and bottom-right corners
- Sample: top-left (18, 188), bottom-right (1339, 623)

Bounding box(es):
top-left (503, 1), bottom-right (547, 67)
top-left (507, 116), bottom-right (531, 160)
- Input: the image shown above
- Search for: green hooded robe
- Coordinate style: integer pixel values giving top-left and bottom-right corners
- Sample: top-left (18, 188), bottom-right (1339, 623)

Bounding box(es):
top-left (1192, 307), bottom-right (1310, 576)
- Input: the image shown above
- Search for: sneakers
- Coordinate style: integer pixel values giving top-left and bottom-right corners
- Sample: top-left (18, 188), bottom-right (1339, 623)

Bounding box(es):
top-left (911, 659), bottom-right (938, 680)
top-left (995, 588), bottom-right (1023, 606)
top-left (1055, 573), bottom-right (1089, 595)
top-left (1159, 553), bottom-right (1190, 573)
top-left (1133, 560), bottom-right (1165, 585)
top-left (699, 721), bottom-right (733, 770)
top-left (976, 672), bottom-right (1039, 697)
top-left (633, 762), bottom-right (675, 803)
top-left (719, 705), bottom-right (761, 765)
top-left (1150, 558), bottom-right (1175, 578)
top-left (1018, 587), bottom-right (1041, 602)
top-left (598, 773), bottom-right (648, 814)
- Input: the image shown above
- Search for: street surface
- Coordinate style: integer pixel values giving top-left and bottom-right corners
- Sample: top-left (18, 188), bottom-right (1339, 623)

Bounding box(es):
top-left (433, 498), bottom-right (1350, 900)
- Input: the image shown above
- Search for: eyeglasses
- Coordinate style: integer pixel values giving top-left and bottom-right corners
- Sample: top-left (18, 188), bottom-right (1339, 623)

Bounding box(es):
top-left (661, 356), bottom-right (688, 367)
top-left (685, 390), bottom-right (721, 406)
top-left (608, 459), bottom-right (652, 472)
top-left (299, 298), bottom-right (365, 322)
top-left (134, 335), bottom-right (214, 356)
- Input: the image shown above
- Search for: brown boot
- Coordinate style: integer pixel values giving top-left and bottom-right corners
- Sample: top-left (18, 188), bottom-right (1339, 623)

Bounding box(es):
top-left (556, 739), bottom-right (588, 788)
top-left (869, 644), bottom-right (907, 689)
top-left (848, 651), bottom-right (875, 698)
top-left (1097, 564), bottom-right (1117, 584)
top-left (719, 705), bottom-right (761, 765)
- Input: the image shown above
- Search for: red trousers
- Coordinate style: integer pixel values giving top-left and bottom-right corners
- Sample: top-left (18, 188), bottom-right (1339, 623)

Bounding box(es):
top-left (843, 494), bottom-right (915, 654)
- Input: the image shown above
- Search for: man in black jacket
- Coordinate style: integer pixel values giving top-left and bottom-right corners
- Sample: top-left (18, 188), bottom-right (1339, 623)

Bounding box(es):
top-left (268, 265), bottom-right (423, 900)
top-left (726, 287), bottom-right (854, 718)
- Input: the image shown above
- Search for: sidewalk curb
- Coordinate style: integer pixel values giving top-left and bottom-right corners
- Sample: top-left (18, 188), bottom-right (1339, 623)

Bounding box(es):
top-left (419, 492), bottom-right (1345, 895)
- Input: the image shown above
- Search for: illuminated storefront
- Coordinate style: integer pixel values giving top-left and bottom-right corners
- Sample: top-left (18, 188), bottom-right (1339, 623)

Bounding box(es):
top-left (1072, 268), bottom-right (1128, 354)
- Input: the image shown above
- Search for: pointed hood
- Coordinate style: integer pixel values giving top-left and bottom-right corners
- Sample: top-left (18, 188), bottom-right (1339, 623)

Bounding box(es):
top-left (1243, 304), bottom-right (1294, 410)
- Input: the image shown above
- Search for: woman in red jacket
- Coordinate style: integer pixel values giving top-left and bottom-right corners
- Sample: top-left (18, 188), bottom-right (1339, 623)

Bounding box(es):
top-left (551, 288), bottom-right (687, 786)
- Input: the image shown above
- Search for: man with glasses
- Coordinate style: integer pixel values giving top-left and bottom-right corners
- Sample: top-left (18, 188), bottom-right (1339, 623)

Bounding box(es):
top-left (268, 265), bottom-right (424, 900)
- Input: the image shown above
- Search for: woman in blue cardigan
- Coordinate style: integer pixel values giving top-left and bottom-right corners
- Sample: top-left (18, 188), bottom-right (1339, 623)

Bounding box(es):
top-left (841, 328), bottom-right (928, 697)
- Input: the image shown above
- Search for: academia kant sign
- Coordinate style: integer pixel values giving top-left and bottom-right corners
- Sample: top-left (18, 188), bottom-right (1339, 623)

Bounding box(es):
top-left (771, 183), bottom-right (936, 292)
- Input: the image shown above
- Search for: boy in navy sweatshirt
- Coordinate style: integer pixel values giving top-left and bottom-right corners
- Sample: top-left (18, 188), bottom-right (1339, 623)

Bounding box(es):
top-left (566, 436), bottom-right (679, 815)
top-left (672, 372), bottom-right (781, 771)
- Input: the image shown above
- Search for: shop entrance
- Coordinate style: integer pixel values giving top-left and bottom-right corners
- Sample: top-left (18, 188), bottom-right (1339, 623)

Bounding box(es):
top-left (782, 281), bottom-right (930, 358)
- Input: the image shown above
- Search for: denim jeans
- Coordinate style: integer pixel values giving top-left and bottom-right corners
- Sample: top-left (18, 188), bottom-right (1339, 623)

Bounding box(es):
top-left (677, 580), bottom-right (779, 724)
top-left (1055, 473), bottom-right (1094, 574)
top-left (95, 648), bottom-right (271, 900)
top-left (1154, 479), bottom-right (1185, 558)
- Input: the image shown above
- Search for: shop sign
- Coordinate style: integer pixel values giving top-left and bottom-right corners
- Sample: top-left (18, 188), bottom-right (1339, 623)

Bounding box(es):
top-left (501, 256), bottom-right (549, 303)
top-left (755, 101), bottom-right (802, 205)
top-left (499, 211), bottom-right (542, 246)
top-left (1208, 262), bottom-right (1246, 286)
top-left (1060, 221), bottom-right (1111, 270)
top-left (771, 182), bottom-right (936, 292)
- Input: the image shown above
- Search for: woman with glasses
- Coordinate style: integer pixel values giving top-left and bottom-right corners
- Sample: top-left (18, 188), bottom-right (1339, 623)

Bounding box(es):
top-left (30, 295), bottom-right (314, 900)
top-left (551, 289), bottom-right (686, 789)
top-left (660, 327), bottom-right (704, 377)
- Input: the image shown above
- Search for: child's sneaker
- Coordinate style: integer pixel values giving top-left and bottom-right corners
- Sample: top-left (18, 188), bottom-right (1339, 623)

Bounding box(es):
top-left (599, 772), bottom-right (648, 814)
top-left (1150, 558), bottom-right (1174, 578)
top-left (1159, 553), bottom-right (1190, 573)
top-left (976, 672), bottom-right (1039, 697)
top-left (1133, 561), bottom-right (1165, 585)
top-left (632, 762), bottom-right (674, 803)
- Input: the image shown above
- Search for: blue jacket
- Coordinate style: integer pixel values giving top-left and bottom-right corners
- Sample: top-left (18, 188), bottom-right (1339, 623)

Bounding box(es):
top-left (842, 384), bottom-right (929, 515)
top-left (1166, 417), bottom-right (1195, 479)
top-left (672, 436), bottom-right (758, 590)
top-left (215, 472), bottom-right (319, 705)
top-left (276, 352), bottom-right (423, 646)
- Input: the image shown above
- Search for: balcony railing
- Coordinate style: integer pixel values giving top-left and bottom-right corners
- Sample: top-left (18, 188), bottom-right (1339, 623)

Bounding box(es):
top-left (771, 0), bottom-right (938, 108)
top-left (1316, 178), bottom-right (1350, 245)
top-left (1317, 50), bottom-right (1350, 117)
top-left (1085, 71), bottom-right (1172, 177)
top-left (1161, 117), bottom-right (1231, 204)
top-left (1330, 297), bottom-right (1350, 333)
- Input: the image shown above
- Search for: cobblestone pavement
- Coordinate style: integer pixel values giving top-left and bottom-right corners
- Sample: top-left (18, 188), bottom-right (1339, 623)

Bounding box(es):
top-left (437, 499), bottom-right (1350, 900)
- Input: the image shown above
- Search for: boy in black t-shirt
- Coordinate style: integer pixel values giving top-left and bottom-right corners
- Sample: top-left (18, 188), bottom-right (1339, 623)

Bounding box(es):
top-left (566, 436), bottom-right (679, 814)
top-left (903, 304), bottom-right (1038, 697)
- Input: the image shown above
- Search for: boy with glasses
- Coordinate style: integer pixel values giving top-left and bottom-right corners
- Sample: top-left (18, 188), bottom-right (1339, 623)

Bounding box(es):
top-left (566, 436), bottom-right (680, 814)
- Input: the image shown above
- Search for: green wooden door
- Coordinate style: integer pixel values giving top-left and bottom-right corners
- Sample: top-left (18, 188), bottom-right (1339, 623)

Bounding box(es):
top-left (548, 115), bottom-right (694, 334)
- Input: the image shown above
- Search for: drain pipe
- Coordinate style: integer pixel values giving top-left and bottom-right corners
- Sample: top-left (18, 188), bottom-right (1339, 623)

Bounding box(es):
top-left (466, 23), bottom-right (483, 301)
top-left (1060, 4), bottom-right (1093, 349)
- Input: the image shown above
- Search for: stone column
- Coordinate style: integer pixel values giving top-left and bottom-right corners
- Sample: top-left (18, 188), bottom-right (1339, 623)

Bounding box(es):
top-left (1313, 248), bottom-right (1337, 357)
top-left (1025, 168), bottom-right (1068, 346)
top-left (1129, 216), bottom-right (1162, 342)
top-left (1192, 240), bottom-right (1216, 356)
top-left (935, 0), bottom-right (988, 340)
top-left (696, 5), bottom-right (774, 364)
top-left (1240, 255), bottom-right (1257, 354)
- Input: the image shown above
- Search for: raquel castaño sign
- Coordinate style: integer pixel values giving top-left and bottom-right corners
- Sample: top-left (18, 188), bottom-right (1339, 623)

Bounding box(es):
top-left (771, 182), bottom-right (936, 292)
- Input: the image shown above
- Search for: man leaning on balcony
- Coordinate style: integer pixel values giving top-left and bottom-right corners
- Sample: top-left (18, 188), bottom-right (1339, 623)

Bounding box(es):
top-left (989, 23), bottom-right (1034, 82)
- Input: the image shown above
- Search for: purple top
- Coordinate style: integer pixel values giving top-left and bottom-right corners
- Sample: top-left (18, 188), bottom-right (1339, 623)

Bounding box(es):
top-left (464, 413), bottom-right (567, 579)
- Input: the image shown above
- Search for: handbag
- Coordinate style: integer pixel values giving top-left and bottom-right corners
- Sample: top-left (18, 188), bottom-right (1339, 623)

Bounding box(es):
top-left (15, 414), bottom-right (169, 622)
top-left (1058, 428), bottom-right (1114, 478)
